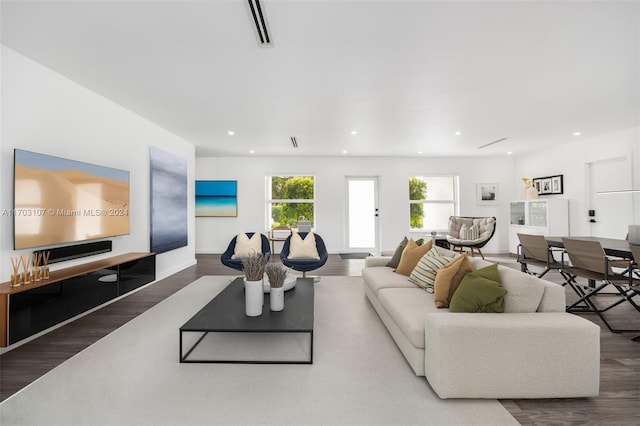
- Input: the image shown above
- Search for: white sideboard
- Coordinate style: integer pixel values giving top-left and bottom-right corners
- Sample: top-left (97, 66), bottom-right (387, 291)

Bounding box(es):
top-left (509, 198), bottom-right (569, 254)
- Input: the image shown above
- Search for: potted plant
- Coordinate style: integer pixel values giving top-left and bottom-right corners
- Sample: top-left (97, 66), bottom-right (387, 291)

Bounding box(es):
top-left (265, 263), bottom-right (288, 311)
top-left (241, 252), bottom-right (268, 317)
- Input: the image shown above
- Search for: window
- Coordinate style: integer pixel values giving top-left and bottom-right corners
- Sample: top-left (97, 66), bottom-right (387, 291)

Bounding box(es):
top-left (409, 176), bottom-right (458, 231)
top-left (268, 175), bottom-right (315, 229)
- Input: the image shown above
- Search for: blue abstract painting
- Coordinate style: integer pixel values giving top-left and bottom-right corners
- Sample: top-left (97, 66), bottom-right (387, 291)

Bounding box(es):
top-left (195, 180), bottom-right (237, 217)
top-left (150, 146), bottom-right (188, 254)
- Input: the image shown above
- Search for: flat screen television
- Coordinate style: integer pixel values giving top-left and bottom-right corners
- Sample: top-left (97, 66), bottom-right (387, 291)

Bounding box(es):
top-left (13, 149), bottom-right (130, 250)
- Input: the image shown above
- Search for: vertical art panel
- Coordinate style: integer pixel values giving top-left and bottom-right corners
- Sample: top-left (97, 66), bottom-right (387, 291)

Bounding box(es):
top-left (150, 146), bottom-right (188, 254)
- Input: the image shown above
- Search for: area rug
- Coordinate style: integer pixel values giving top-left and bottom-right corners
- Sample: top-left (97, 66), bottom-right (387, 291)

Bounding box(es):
top-left (339, 253), bottom-right (371, 259)
top-left (0, 276), bottom-right (518, 426)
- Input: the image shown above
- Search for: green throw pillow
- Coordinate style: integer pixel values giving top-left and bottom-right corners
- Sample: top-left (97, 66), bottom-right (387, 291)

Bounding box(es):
top-left (449, 263), bottom-right (507, 313)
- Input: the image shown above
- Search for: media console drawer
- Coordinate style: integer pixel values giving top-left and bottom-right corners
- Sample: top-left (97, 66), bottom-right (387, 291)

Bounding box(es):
top-left (0, 252), bottom-right (155, 347)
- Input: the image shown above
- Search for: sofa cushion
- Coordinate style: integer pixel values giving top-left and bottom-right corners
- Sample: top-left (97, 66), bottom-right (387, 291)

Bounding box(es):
top-left (378, 288), bottom-right (443, 349)
top-left (408, 247), bottom-right (452, 292)
top-left (362, 266), bottom-right (415, 296)
top-left (231, 232), bottom-right (262, 259)
top-left (496, 265), bottom-right (547, 313)
top-left (449, 264), bottom-right (506, 313)
top-left (395, 239), bottom-right (433, 276)
top-left (434, 254), bottom-right (475, 308)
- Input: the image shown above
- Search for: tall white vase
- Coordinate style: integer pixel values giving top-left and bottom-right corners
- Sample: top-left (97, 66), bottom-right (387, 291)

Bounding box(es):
top-left (270, 287), bottom-right (284, 311)
top-left (244, 279), bottom-right (263, 317)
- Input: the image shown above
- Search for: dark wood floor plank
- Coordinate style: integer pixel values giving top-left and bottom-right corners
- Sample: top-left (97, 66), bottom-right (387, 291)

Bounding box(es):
top-left (1, 253), bottom-right (639, 426)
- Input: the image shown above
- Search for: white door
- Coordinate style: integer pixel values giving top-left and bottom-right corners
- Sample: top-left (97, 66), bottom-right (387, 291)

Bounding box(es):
top-left (346, 177), bottom-right (379, 251)
top-left (588, 156), bottom-right (634, 238)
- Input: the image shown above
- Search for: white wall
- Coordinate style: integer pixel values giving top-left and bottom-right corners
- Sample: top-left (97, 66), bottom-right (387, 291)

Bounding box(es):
top-left (514, 127), bottom-right (640, 237)
top-left (1, 46), bottom-right (196, 281)
top-left (196, 156), bottom-right (514, 254)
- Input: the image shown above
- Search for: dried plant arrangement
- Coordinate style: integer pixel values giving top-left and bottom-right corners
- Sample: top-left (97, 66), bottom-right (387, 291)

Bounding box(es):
top-left (265, 262), bottom-right (288, 288)
top-left (241, 252), bottom-right (268, 281)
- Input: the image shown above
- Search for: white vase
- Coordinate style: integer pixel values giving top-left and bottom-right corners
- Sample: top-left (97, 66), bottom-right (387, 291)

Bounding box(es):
top-left (525, 185), bottom-right (539, 200)
top-left (270, 287), bottom-right (284, 311)
top-left (244, 279), bottom-right (263, 317)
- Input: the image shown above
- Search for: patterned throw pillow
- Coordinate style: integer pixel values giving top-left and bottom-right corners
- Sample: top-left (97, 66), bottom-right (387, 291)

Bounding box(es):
top-left (459, 223), bottom-right (479, 240)
top-left (408, 247), bottom-right (453, 293)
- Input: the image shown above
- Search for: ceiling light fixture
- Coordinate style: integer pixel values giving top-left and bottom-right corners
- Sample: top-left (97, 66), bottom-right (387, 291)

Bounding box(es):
top-left (227, 131), bottom-right (235, 136)
top-left (247, 0), bottom-right (272, 46)
top-left (342, 150), bottom-right (348, 154)
top-left (477, 137), bottom-right (508, 149)
top-left (573, 132), bottom-right (582, 136)
top-left (507, 151), bottom-right (513, 155)
top-left (249, 150), bottom-right (255, 154)
top-left (350, 130), bottom-right (358, 135)
top-left (454, 131), bottom-right (462, 136)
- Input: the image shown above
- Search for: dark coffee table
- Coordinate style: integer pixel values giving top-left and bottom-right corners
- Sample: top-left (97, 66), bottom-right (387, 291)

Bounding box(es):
top-left (179, 277), bottom-right (314, 364)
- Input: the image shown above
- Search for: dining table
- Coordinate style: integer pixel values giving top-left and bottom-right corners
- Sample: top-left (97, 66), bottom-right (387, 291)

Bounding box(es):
top-left (545, 236), bottom-right (636, 260)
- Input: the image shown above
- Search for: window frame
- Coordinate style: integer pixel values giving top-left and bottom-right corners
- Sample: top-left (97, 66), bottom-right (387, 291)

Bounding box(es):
top-left (266, 174), bottom-right (316, 230)
top-left (408, 175), bottom-right (459, 232)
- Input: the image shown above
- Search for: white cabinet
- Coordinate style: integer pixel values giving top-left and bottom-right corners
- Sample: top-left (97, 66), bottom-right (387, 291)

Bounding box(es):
top-left (509, 199), bottom-right (569, 254)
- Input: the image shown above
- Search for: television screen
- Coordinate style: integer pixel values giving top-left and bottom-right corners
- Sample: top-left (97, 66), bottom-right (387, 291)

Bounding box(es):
top-left (13, 149), bottom-right (130, 250)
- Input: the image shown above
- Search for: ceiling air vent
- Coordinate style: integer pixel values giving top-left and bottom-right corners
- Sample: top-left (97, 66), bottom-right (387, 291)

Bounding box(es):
top-left (478, 137), bottom-right (508, 149)
top-left (247, 0), bottom-right (272, 46)
top-left (290, 137), bottom-right (298, 148)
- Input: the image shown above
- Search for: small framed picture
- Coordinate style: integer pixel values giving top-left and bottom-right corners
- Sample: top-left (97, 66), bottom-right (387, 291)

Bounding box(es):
top-left (551, 175), bottom-right (563, 194)
top-left (477, 183), bottom-right (498, 205)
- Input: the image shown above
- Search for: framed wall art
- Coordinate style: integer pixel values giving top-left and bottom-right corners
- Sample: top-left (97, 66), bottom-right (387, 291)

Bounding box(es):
top-left (195, 180), bottom-right (238, 217)
top-left (533, 175), bottom-right (563, 195)
top-left (476, 183), bottom-right (498, 205)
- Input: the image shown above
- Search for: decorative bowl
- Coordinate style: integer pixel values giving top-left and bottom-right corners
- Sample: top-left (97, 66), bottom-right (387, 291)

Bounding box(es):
top-left (263, 273), bottom-right (297, 293)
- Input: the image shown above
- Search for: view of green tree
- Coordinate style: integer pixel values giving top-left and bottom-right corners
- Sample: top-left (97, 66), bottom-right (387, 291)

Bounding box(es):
top-left (271, 176), bottom-right (314, 228)
top-left (409, 177), bottom-right (428, 229)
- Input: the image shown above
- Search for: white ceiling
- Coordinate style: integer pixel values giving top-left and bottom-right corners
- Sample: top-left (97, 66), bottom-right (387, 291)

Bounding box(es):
top-left (2, 0), bottom-right (638, 158)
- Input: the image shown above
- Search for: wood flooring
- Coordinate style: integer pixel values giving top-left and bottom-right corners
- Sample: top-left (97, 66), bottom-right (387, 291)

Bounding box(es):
top-left (1, 253), bottom-right (639, 425)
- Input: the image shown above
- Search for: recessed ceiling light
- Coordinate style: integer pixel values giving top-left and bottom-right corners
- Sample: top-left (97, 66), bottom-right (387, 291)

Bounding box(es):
top-left (342, 150), bottom-right (348, 154)
top-left (573, 132), bottom-right (581, 136)
top-left (350, 130), bottom-right (358, 135)
top-left (507, 151), bottom-right (513, 155)
top-left (227, 131), bottom-right (235, 136)
top-left (454, 131), bottom-right (462, 136)
top-left (249, 150), bottom-right (255, 154)
top-left (417, 151), bottom-right (423, 155)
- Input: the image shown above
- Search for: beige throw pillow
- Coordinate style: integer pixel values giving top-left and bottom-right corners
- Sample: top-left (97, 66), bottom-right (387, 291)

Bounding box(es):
top-left (395, 239), bottom-right (434, 276)
top-left (288, 232), bottom-right (320, 259)
top-left (433, 254), bottom-right (474, 308)
top-left (232, 232), bottom-right (262, 259)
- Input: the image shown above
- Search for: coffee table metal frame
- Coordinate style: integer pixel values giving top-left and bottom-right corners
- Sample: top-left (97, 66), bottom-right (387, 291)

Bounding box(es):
top-left (179, 277), bottom-right (314, 364)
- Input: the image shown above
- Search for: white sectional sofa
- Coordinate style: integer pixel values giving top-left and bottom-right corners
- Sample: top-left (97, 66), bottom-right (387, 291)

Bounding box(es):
top-left (362, 248), bottom-right (601, 399)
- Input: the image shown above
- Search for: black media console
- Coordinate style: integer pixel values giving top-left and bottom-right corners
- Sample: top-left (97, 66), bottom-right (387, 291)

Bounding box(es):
top-left (0, 252), bottom-right (155, 347)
